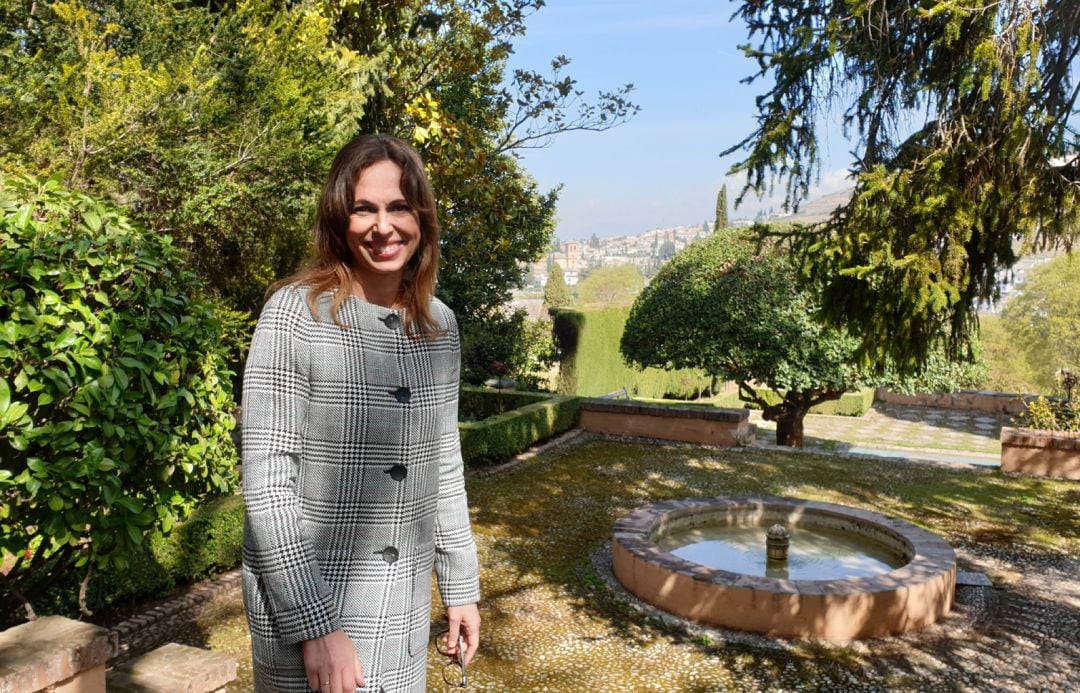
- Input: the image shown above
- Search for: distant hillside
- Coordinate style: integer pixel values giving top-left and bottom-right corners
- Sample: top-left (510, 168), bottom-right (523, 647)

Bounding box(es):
top-left (781, 188), bottom-right (853, 223)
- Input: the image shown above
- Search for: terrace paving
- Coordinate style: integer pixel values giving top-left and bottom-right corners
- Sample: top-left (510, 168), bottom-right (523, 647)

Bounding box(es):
top-left (109, 404), bottom-right (1078, 692)
top-left (750, 402), bottom-right (1007, 467)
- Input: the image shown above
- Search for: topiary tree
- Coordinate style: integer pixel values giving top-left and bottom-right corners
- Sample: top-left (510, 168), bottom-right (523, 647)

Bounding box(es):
top-left (621, 230), bottom-right (862, 447)
top-left (0, 175), bottom-right (239, 624)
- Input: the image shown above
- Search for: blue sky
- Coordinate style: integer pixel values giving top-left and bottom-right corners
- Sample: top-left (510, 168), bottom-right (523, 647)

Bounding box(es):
top-left (504, 0), bottom-right (854, 240)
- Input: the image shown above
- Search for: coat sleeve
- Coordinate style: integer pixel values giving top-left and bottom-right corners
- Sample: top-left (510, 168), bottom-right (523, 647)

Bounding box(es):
top-left (242, 287), bottom-right (341, 644)
top-left (433, 308), bottom-right (481, 606)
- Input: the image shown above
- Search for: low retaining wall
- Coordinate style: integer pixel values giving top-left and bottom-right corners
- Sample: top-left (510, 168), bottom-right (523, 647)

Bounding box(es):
top-left (875, 388), bottom-right (1032, 415)
top-left (580, 400), bottom-right (752, 446)
top-left (1000, 427), bottom-right (1080, 480)
top-left (0, 616), bottom-right (112, 692)
top-left (0, 614), bottom-right (238, 693)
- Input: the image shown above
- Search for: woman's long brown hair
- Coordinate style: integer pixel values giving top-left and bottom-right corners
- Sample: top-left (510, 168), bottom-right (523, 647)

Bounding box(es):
top-left (271, 135), bottom-right (442, 338)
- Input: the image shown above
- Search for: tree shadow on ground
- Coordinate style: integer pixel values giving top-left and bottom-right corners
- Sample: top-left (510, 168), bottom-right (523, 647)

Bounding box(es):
top-left (869, 402), bottom-right (1010, 436)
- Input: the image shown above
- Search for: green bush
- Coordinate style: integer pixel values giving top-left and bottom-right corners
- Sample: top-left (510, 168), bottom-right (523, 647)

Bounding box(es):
top-left (459, 309), bottom-right (557, 388)
top-left (810, 389), bottom-right (876, 416)
top-left (459, 395), bottom-right (581, 466)
top-left (0, 175), bottom-right (239, 625)
top-left (36, 494), bottom-right (245, 619)
top-left (552, 308), bottom-right (710, 398)
top-left (1013, 396), bottom-right (1080, 432)
top-left (156, 493), bottom-right (245, 582)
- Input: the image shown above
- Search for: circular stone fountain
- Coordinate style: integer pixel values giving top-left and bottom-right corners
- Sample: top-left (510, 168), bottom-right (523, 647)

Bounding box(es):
top-left (611, 496), bottom-right (956, 640)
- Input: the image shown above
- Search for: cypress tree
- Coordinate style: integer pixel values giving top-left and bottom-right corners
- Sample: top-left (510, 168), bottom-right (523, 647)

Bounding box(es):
top-left (544, 263), bottom-right (571, 309)
top-left (715, 185), bottom-right (729, 230)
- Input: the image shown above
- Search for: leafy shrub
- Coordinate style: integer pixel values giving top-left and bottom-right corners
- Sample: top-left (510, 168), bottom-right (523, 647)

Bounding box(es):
top-left (876, 346), bottom-right (988, 395)
top-left (0, 175), bottom-right (238, 624)
top-left (459, 308), bottom-right (557, 388)
top-left (1013, 396), bottom-right (1080, 432)
top-left (36, 494), bottom-right (245, 619)
top-left (459, 395), bottom-right (581, 466)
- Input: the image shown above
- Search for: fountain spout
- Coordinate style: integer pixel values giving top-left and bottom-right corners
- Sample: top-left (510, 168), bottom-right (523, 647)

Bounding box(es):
top-left (766, 524), bottom-right (790, 562)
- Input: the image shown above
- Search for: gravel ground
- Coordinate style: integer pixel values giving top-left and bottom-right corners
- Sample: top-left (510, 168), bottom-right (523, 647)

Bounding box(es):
top-left (114, 429), bottom-right (1079, 692)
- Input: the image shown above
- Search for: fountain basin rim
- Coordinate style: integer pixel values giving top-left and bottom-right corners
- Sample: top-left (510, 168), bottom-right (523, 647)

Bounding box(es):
top-left (612, 495), bottom-right (957, 638)
top-left (613, 495), bottom-right (956, 593)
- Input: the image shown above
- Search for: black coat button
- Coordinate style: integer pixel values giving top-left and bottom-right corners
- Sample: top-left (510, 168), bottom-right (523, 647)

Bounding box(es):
top-left (384, 464), bottom-right (407, 481)
top-left (376, 546), bottom-right (399, 564)
top-left (391, 386), bottom-right (411, 404)
top-left (380, 313), bottom-right (401, 330)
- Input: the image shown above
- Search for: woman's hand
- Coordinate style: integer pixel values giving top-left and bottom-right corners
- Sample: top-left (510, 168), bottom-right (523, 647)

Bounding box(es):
top-left (301, 629), bottom-right (365, 693)
top-left (445, 603), bottom-right (481, 665)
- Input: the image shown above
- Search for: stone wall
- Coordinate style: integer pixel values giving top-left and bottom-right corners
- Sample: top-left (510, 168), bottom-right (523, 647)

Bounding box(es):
top-left (580, 400), bottom-right (752, 446)
top-left (0, 616), bottom-right (111, 693)
top-left (1000, 427), bottom-right (1080, 480)
top-left (0, 614), bottom-right (237, 693)
top-left (875, 388), bottom-right (1033, 415)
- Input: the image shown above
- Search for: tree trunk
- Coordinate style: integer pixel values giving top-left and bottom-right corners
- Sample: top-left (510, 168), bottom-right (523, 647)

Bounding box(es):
top-left (774, 408), bottom-right (807, 448)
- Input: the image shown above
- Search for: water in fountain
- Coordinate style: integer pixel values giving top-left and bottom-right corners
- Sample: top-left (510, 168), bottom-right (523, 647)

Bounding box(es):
top-left (656, 524), bottom-right (905, 580)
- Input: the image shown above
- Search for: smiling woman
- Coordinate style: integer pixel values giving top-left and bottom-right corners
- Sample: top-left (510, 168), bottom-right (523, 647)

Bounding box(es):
top-left (288, 135), bottom-right (446, 339)
top-left (346, 160), bottom-right (422, 301)
top-left (241, 135), bottom-right (481, 692)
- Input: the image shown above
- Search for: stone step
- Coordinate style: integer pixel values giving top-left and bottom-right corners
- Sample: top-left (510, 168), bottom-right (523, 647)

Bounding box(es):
top-left (107, 643), bottom-right (236, 693)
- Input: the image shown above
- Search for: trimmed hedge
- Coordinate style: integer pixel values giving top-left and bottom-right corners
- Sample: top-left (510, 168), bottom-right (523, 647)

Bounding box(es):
top-left (36, 494), bottom-right (244, 620)
top-left (551, 308), bottom-right (711, 398)
top-left (460, 386), bottom-right (552, 421)
top-left (814, 388), bottom-right (876, 416)
top-left (39, 390), bottom-right (578, 618)
top-left (459, 393), bottom-right (581, 466)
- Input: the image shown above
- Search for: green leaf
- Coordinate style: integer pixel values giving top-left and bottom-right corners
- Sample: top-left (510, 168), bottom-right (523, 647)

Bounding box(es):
top-left (82, 209), bottom-right (102, 232)
top-left (116, 496), bottom-right (143, 514)
top-left (53, 329), bottom-right (78, 350)
top-left (3, 401), bottom-right (28, 425)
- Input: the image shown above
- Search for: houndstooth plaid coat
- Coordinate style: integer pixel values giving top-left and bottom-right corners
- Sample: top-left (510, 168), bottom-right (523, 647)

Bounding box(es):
top-left (241, 286), bottom-right (480, 692)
